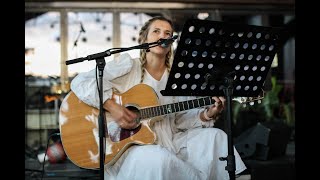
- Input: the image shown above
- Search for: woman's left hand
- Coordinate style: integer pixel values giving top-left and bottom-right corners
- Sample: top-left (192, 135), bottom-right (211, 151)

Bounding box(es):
top-left (207, 96), bottom-right (226, 119)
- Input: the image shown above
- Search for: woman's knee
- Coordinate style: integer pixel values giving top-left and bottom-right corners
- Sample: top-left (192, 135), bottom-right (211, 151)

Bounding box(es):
top-left (128, 145), bottom-right (173, 166)
top-left (198, 128), bottom-right (227, 140)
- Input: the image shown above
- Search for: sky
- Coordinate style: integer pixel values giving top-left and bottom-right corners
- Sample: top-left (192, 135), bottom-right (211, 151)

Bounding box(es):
top-left (25, 12), bottom-right (152, 77)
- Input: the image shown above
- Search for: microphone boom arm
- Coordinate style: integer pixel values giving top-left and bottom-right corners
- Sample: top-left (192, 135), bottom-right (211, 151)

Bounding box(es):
top-left (66, 35), bottom-right (178, 65)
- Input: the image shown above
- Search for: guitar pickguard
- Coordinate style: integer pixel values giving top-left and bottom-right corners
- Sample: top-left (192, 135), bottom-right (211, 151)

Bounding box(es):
top-left (107, 120), bottom-right (142, 142)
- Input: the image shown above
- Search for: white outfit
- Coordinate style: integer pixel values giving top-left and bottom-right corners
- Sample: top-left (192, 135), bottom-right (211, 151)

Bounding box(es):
top-left (71, 53), bottom-right (246, 180)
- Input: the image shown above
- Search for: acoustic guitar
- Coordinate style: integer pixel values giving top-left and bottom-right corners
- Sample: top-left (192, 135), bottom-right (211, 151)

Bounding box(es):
top-left (59, 83), bottom-right (263, 169)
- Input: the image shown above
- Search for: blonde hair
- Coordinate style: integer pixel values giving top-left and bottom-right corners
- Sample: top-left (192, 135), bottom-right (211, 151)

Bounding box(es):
top-left (138, 16), bottom-right (175, 83)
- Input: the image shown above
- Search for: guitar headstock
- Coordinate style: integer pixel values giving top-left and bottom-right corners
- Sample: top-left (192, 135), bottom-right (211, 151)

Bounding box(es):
top-left (232, 89), bottom-right (265, 107)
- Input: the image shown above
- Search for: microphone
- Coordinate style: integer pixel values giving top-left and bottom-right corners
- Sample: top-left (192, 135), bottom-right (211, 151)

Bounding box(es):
top-left (158, 35), bottom-right (178, 48)
top-left (80, 22), bottom-right (86, 33)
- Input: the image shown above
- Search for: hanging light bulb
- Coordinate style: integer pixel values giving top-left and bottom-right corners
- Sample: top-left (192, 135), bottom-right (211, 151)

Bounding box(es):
top-left (197, 12), bottom-right (209, 20)
top-left (82, 37), bottom-right (87, 43)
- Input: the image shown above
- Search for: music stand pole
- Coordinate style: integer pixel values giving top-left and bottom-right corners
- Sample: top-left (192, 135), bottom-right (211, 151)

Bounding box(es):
top-left (220, 75), bottom-right (236, 180)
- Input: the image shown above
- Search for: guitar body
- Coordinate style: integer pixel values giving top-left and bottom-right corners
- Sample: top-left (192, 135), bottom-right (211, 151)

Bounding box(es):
top-left (59, 83), bottom-right (262, 169)
top-left (59, 84), bottom-right (159, 169)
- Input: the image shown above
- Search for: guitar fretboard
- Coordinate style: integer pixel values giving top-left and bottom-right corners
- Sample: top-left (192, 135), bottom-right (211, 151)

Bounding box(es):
top-left (140, 97), bottom-right (214, 119)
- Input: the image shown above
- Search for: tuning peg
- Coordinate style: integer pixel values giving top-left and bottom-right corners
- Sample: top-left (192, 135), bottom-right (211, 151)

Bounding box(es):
top-left (257, 100), bottom-right (262, 104)
top-left (242, 104), bottom-right (247, 108)
top-left (249, 101), bottom-right (255, 106)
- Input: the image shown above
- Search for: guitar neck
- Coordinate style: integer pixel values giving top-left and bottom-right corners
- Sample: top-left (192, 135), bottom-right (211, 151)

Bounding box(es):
top-left (140, 97), bottom-right (215, 119)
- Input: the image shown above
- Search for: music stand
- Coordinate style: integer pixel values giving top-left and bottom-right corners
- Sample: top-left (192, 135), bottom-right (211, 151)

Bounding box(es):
top-left (161, 19), bottom-right (287, 180)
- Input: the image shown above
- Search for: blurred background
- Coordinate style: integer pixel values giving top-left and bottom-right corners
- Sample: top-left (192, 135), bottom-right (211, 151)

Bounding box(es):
top-left (25, 0), bottom-right (295, 179)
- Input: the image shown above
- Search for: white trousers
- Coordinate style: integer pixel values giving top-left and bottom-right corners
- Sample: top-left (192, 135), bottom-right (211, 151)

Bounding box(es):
top-left (105, 128), bottom-right (246, 180)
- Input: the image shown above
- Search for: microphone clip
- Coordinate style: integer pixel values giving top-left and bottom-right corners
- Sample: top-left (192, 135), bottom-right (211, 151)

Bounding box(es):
top-left (158, 35), bottom-right (179, 48)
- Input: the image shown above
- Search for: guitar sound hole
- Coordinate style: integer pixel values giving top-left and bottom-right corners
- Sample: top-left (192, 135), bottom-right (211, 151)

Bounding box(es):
top-left (126, 105), bottom-right (140, 117)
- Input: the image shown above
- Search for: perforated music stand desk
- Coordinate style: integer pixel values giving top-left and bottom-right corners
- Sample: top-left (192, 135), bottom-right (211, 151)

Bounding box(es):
top-left (161, 19), bottom-right (287, 180)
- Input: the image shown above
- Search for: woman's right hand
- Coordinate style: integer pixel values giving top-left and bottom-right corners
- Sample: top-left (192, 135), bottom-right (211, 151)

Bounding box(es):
top-left (104, 99), bottom-right (138, 129)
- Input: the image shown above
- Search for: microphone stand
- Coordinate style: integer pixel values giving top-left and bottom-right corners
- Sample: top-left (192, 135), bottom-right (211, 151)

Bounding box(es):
top-left (65, 38), bottom-right (173, 180)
